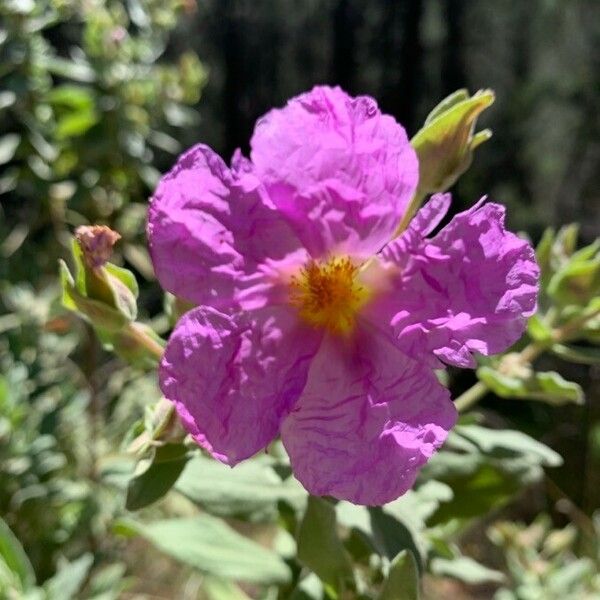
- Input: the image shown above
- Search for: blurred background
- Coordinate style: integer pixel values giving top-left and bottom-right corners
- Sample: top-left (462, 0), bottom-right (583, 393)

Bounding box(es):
top-left (1, 0), bottom-right (599, 598)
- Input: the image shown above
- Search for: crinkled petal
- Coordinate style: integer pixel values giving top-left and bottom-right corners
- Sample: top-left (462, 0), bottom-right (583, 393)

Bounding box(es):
top-left (281, 328), bottom-right (456, 505)
top-left (147, 144), bottom-right (301, 307)
top-left (160, 305), bottom-right (322, 465)
top-left (378, 197), bottom-right (539, 367)
top-left (250, 86), bottom-right (418, 259)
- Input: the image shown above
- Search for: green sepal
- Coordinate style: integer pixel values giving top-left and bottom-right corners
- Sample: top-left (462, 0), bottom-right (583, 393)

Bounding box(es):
top-left (412, 89), bottom-right (495, 197)
top-left (60, 259), bottom-right (130, 331)
top-left (59, 237), bottom-right (138, 326)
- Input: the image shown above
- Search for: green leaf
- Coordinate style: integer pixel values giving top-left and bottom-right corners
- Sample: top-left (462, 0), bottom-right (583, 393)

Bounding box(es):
top-left (378, 550), bottom-right (420, 600)
top-left (40, 57), bottom-right (96, 83)
top-left (336, 502), bottom-right (425, 567)
top-left (411, 89), bottom-right (495, 197)
top-left (455, 424), bottom-right (562, 467)
top-left (202, 576), bottom-right (252, 600)
top-left (175, 455), bottom-right (306, 521)
top-left (56, 109), bottom-right (99, 139)
top-left (527, 314), bottom-right (553, 342)
top-left (0, 91), bottom-right (17, 111)
top-left (289, 573), bottom-right (324, 600)
top-left (477, 366), bottom-right (584, 405)
top-left (548, 256), bottom-right (600, 307)
top-left (47, 85), bottom-right (95, 110)
top-left (0, 517), bottom-right (35, 591)
top-left (0, 134), bottom-right (21, 165)
top-left (45, 553), bottom-right (94, 600)
top-left (297, 496), bottom-right (353, 591)
top-left (123, 516), bottom-right (291, 585)
top-left (551, 344), bottom-right (600, 365)
top-left (430, 556), bottom-right (505, 585)
top-left (553, 224), bottom-right (580, 261)
top-left (423, 451), bottom-right (543, 526)
top-left (126, 443), bottom-right (189, 511)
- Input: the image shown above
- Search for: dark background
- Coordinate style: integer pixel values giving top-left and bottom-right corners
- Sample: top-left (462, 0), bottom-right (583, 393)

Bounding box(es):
top-left (174, 0), bottom-right (599, 243)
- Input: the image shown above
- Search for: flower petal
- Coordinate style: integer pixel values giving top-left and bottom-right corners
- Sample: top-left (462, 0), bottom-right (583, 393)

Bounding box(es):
top-left (281, 329), bottom-right (456, 505)
top-left (147, 144), bottom-right (301, 307)
top-left (160, 305), bottom-right (322, 465)
top-left (250, 86), bottom-right (418, 259)
top-left (379, 198), bottom-right (539, 367)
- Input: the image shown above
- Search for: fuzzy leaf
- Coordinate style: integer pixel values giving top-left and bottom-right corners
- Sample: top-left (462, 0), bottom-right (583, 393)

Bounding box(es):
top-left (378, 550), bottom-right (420, 600)
top-left (297, 496), bottom-right (354, 592)
top-left (477, 366), bottom-right (584, 405)
top-left (122, 516), bottom-right (291, 585)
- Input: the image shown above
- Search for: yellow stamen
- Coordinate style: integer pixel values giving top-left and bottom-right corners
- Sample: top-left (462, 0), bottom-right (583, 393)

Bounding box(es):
top-left (290, 256), bottom-right (370, 335)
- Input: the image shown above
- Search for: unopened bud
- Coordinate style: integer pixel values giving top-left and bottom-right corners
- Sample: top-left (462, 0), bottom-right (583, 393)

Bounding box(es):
top-left (75, 225), bottom-right (121, 269)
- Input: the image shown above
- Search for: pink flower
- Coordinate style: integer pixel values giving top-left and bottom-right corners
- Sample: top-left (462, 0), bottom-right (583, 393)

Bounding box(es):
top-left (147, 86), bottom-right (539, 505)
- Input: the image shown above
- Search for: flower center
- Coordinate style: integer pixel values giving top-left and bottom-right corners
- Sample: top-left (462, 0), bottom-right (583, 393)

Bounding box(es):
top-left (290, 256), bottom-right (370, 335)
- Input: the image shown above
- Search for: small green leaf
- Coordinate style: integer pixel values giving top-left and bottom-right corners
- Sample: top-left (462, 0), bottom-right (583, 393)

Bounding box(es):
top-left (527, 314), bottom-right (553, 342)
top-left (477, 366), bottom-right (584, 406)
top-left (40, 57), bottom-right (96, 82)
top-left (455, 424), bottom-right (562, 468)
top-left (297, 496), bottom-right (354, 591)
top-left (0, 134), bottom-right (21, 165)
top-left (124, 516), bottom-right (291, 585)
top-left (45, 554), bottom-right (94, 600)
top-left (430, 556), bottom-right (505, 585)
top-left (0, 91), bottom-right (17, 111)
top-left (47, 85), bottom-right (95, 110)
top-left (289, 573), bottom-right (324, 600)
top-left (55, 109), bottom-right (99, 139)
top-left (378, 550), bottom-right (420, 600)
top-left (548, 256), bottom-right (600, 307)
top-left (0, 517), bottom-right (35, 591)
top-left (202, 576), bottom-right (252, 600)
top-left (551, 344), bottom-right (600, 365)
top-left (126, 443), bottom-right (189, 511)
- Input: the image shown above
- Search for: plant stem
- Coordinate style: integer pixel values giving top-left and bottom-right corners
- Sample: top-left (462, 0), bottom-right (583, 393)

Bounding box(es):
top-left (454, 381), bottom-right (488, 412)
top-left (455, 307), bottom-right (600, 412)
top-left (393, 189), bottom-right (427, 236)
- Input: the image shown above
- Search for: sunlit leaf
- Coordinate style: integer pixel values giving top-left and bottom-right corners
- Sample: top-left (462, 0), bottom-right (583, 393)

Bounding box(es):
top-left (45, 554), bottom-right (94, 600)
top-left (0, 518), bottom-right (35, 592)
top-left (0, 134), bottom-right (21, 165)
top-left (477, 366), bottom-right (584, 405)
top-left (122, 516), bottom-right (291, 585)
top-left (431, 556), bottom-right (505, 585)
top-left (378, 550), bottom-right (420, 600)
top-left (176, 455), bottom-right (306, 521)
top-left (551, 344), bottom-right (600, 365)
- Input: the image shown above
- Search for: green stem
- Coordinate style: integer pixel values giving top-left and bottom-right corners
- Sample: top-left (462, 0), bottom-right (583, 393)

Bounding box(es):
top-left (454, 381), bottom-right (488, 412)
top-left (455, 306), bottom-right (600, 413)
top-left (393, 188), bottom-right (427, 236)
